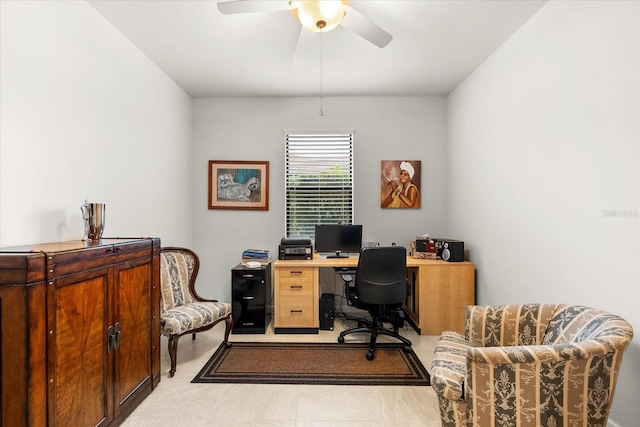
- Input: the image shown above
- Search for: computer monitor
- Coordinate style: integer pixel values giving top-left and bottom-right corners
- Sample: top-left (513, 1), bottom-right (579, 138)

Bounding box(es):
top-left (314, 224), bottom-right (363, 258)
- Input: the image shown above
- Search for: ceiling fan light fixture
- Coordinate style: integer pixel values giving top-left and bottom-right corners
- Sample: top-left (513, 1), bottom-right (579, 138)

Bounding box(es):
top-left (296, 0), bottom-right (345, 33)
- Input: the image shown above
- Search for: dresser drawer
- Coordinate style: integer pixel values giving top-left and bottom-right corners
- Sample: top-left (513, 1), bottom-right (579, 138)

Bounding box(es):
top-left (277, 296), bottom-right (316, 327)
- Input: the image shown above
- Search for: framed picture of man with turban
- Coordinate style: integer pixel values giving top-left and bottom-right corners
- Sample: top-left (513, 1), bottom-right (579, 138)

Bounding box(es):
top-left (380, 160), bottom-right (421, 209)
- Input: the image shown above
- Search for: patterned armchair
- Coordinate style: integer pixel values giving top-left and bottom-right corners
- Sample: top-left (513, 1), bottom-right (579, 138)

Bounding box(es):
top-left (160, 247), bottom-right (233, 377)
top-left (430, 304), bottom-right (633, 427)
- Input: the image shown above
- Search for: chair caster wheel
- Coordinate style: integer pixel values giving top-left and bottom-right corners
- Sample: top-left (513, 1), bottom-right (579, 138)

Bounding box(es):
top-left (366, 351), bottom-right (375, 361)
top-left (338, 336), bottom-right (345, 344)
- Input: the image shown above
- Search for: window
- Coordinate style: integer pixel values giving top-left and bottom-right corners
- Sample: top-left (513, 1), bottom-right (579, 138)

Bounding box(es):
top-left (285, 131), bottom-right (354, 239)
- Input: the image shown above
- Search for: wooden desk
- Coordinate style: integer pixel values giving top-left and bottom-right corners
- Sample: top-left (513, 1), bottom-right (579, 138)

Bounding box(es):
top-left (272, 255), bottom-right (475, 335)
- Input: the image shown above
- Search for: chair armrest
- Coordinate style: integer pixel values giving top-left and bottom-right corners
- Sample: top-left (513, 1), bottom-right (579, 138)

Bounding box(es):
top-left (430, 331), bottom-right (476, 401)
top-left (334, 267), bottom-right (357, 278)
top-left (433, 338), bottom-right (615, 403)
top-left (190, 285), bottom-right (219, 303)
top-left (466, 340), bottom-right (613, 365)
top-left (192, 295), bottom-right (219, 303)
top-left (197, 298), bottom-right (220, 303)
top-left (335, 267), bottom-right (357, 306)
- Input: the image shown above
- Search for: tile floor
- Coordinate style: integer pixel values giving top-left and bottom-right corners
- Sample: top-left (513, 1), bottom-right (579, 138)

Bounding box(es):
top-left (122, 316), bottom-right (442, 427)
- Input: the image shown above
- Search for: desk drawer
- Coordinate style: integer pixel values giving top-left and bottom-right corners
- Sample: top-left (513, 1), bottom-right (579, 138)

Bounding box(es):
top-left (278, 277), bottom-right (314, 295)
top-left (277, 296), bottom-right (315, 327)
top-left (277, 267), bottom-right (313, 280)
top-left (277, 268), bottom-right (314, 295)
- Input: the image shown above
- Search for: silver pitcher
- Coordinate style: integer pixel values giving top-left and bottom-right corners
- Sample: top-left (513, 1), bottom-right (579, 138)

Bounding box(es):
top-left (81, 201), bottom-right (105, 241)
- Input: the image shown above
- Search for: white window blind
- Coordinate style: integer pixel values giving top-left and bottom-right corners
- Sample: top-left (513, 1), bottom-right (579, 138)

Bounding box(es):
top-left (285, 131), bottom-right (354, 238)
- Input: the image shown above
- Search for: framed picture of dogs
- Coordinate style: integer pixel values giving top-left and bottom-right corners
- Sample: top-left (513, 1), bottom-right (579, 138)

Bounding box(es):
top-left (208, 160), bottom-right (269, 210)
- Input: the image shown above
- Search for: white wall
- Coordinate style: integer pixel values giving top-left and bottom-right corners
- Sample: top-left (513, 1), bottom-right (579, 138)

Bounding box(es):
top-left (192, 97), bottom-right (447, 301)
top-left (0, 0), bottom-right (193, 248)
top-left (4, 1), bottom-right (638, 422)
top-left (447, 1), bottom-right (640, 424)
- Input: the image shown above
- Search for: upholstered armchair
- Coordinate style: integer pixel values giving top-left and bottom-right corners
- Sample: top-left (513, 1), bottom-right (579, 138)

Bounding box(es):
top-left (160, 247), bottom-right (233, 377)
top-left (430, 304), bottom-right (633, 427)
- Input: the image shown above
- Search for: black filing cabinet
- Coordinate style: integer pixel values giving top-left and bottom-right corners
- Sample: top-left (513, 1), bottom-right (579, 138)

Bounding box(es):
top-left (231, 263), bottom-right (272, 333)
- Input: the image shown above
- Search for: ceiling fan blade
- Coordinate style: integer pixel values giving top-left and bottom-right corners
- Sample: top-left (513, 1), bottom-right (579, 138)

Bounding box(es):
top-left (340, 5), bottom-right (392, 48)
top-left (291, 27), bottom-right (317, 66)
top-left (217, 0), bottom-right (293, 15)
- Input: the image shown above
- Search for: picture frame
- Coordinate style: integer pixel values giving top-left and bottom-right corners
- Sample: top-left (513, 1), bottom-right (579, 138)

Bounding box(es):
top-left (208, 160), bottom-right (269, 210)
top-left (380, 160), bottom-right (422, 209)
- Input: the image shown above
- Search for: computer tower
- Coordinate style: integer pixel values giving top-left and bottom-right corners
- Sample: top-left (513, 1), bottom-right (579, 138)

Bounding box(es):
top-left (319, 293), bottom-right (334, 330)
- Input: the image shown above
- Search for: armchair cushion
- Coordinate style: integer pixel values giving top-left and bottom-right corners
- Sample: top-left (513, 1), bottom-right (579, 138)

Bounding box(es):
top-left (160, 301), bottom-right (232, 337)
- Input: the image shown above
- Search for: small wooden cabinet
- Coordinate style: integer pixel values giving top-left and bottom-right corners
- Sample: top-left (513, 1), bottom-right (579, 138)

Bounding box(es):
top-left (231, 263), bottom-right (272, 334)
top-left (0, 238), bottom-right (160, 427)
top-left (273, 266), bottom-right (318, 333)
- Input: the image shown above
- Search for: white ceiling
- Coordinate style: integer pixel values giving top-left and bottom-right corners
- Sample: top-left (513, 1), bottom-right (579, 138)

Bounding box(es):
top-left (88, 0), bottom-right (547, 98)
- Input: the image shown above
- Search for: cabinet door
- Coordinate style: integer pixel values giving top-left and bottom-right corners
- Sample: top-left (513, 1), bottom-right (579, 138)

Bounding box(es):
top-left (48, 267), bottom-right (110, 427)
top-left (0, 281), bottom-right (47, 427)
top-left (417, 263), bottom-right (475, 334)
top-left (112, 256), bottom-right (153, 418)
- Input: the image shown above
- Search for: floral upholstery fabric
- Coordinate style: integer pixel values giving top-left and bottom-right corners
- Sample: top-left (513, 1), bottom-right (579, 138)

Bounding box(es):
top-left (160, 251), bottom-right (195, 311)
top-left (160, 301), bottom-right (232, 336)
top-left (465, 303), bottom-right (559, 347)
top-left (430, 331), bottom-right (476, 401)
top-left (431, 304), bottom-right (634, 427)
top-left (542, 304), bottom-right (632, 347)
top-left (159, 247), bottom-right (233, 377)
top-left (159, 250), bottom-right (232, 336)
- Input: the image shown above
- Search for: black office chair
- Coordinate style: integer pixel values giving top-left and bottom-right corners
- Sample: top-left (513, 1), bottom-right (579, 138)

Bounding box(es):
top-left (337, 246), bottom-right (412, 360)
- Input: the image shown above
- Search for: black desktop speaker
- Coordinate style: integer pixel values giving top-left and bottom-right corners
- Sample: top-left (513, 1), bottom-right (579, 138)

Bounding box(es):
top-left (441, 240), bottom-right (465, 262)
top-left (319, 293), bottom-right (335, 331)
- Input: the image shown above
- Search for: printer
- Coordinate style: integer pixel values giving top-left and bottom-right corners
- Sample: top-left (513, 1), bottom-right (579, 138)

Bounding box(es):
top-left (278, 237), bottom-right (313, 260)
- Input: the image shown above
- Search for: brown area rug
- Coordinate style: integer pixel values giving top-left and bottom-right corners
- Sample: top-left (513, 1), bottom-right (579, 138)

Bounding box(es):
top-left (192, 342), bottom-right (430, 386)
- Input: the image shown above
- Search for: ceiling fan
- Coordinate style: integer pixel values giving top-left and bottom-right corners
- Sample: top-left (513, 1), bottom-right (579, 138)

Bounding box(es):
top-left (217, 0), bottom-right (393, 64)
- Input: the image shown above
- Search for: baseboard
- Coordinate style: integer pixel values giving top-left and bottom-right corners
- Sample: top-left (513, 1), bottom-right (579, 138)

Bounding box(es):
top-left (608, 418), bottom-right (622, 427)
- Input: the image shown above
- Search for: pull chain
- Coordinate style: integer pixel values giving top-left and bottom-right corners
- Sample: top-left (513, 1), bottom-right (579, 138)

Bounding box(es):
top-left (319, 32), bottom-right (324, 117)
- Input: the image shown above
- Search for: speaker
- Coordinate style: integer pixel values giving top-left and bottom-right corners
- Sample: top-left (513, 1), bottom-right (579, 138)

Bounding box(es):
top-left (319, 293), bottom-right (335, 330)
top-left (441, 240), bottom-right (465, 262)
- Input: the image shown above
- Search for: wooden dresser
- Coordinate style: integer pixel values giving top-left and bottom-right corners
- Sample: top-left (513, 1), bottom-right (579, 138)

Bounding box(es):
top-left (0, 238), bottom-right (160, 427)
